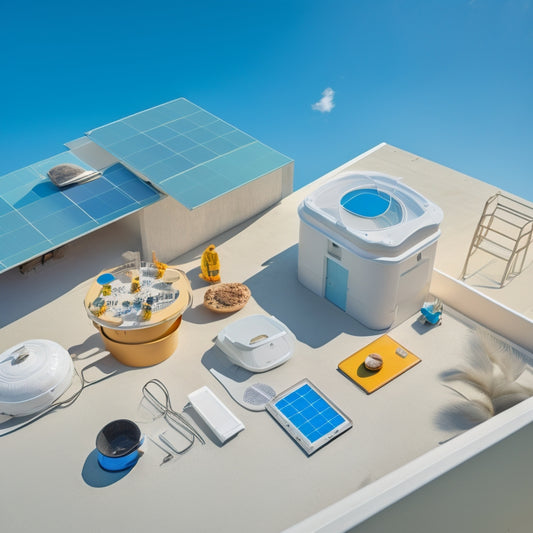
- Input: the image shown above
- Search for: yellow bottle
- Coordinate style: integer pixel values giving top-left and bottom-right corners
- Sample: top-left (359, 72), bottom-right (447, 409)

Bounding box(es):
top-left (199, 244), bottom-right (221, 283)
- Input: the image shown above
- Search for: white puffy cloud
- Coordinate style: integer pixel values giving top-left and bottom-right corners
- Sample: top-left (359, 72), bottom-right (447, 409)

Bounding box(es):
top-left (312, 87), bottom-right (335, 113)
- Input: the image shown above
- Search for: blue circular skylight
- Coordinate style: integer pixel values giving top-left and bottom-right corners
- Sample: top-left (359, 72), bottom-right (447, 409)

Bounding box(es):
top-left (341, 188), bottom-right (392, 218)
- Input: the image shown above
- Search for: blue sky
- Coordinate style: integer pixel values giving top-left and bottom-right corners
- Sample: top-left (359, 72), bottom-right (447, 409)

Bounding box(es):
top-left (1, 1), bottom-right (531, 198)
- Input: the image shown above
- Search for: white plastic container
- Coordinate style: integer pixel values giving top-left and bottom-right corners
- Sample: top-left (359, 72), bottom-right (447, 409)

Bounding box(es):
top-left (298, 171), bottom-right (443, 330)
top-left (216, 315), bottom-right (295, 372)
top-left (0, 340), bottom-right (74, 417)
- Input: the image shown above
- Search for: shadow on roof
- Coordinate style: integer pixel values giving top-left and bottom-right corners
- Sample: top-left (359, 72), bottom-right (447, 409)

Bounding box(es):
top-left (242, 245), bottom-right (374, 348)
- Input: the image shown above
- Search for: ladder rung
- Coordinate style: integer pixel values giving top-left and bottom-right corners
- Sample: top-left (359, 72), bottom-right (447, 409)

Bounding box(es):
top-left (461, 192), bottom-right (533, 285)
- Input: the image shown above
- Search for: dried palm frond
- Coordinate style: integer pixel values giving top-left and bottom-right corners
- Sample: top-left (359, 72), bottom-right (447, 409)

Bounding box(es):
top-left (441, 328), bottom-right (532, 429)
top-left (441, 367), bottom-right (495, 398)
top-left (493, 391), bottom-right (532, 414)
top-left (449, 399), bottom-right (494, 426)
top-left (475, 328), bottom-right (526, 382)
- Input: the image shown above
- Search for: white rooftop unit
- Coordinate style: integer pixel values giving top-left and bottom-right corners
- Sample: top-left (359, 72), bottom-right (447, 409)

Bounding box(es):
top-left (297, 171), bottom-right (444, 329)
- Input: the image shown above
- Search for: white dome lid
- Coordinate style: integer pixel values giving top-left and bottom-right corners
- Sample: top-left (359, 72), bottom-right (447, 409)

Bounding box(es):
top-left (0, 340), bottom-right (74, 416)
top-left (216, 315), bottom-right (295, 372)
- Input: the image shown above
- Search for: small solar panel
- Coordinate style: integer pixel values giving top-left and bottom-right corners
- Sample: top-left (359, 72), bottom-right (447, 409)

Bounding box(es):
top-left (86, 98), bottom-right (292, 210)
top-left (266, 379), bottom-right (352, 455)
top-left (0, 152), bottom-right (162, 273)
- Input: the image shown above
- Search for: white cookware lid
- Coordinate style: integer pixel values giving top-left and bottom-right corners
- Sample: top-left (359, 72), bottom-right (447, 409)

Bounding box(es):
top-left (0, 340), bottom-right (74, 416)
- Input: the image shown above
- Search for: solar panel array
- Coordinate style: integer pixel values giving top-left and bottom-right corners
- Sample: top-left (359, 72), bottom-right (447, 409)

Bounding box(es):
top-left (86, 98), bottom-right (292, 209)
top-left (267, 380), bottom-right (352, 454)
top-left (0, 97), bottom-right (292, 274)
top-left (0, 152), bottom-right (161, 273)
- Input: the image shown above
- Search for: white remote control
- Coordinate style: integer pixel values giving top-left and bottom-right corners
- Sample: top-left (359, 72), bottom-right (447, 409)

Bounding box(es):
top-left (187, 386), bottom-right (245, 444)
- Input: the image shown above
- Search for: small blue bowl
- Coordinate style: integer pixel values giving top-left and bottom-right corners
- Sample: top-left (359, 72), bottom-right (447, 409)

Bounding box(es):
top-left (97, 447), bottom-right (142, 471)
top-left (96, 419), bottom-right (143, 472)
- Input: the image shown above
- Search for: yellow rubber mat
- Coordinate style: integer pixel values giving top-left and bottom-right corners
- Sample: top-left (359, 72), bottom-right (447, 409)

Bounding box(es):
top-left (338, 335), bottom-right (421, 394)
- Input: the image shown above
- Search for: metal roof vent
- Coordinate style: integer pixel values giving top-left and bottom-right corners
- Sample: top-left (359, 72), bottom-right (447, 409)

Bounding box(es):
top-left (48, 163), bottom-right (101, 188)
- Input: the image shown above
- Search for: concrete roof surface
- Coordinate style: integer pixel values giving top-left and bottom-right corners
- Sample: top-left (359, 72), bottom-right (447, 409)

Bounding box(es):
top-left (1, 143), bottom-right (532, 533)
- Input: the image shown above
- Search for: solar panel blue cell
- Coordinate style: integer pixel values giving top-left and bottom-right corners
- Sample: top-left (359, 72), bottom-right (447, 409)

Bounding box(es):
top-left (157, 154), bottom-right (195, 175)
top-left (291, 397), bottom-right (308, 412)
top-left (96, 206), bottom-right (138, 226)
top-left (206, 120), bottom-right (234, 136)
top-left (108, 133), bottom-right (157, 158)
top-left (81, 188), bottom-right (135, 221)
top-left (140, 158), bottom-right (180, 182)
top-left (204, 136), bottom-right (236, 156)
top-left (146, 125), bottom-right (177, 143)
top-left (79, 196), bottom-right (118, 220)
top-left (2, 241), bottom-right (53, 269)
top-left (102, 163), bottom-right (135, 185)
top-left (162, 134), bottom-right (196, 153)
top-left (34, 206), bottom-right (94, 239)
top-left (49, 222), bottom-right (98, 246)
top-left (161, 179), bottom-right (208, 208)
top-left (122, 110), bottom-right (166, 131)
top-left (61, 176), bottom-right (115, 203)
top-left (188, 110), bottom-right (217, 127)
top-left (331, 414), bottom-right (346, 426)
top-left (166, 117), bottom-right (198, 134)
top-left (0, 211), bottom-right (27, 232)
top-left (223, 130), bottom-right (255, 148)
top-left (32, 181), bottom-right (59, 198)
top-left (177, 165), bottom-right (220, 185)
top-left (184, 127), bottom-right (218, 145)
top-left (162, 98), bottom-right (198, 117)
top-left (204, 154), bottom-right (237, 176)
top-left (11, 190), bottom-right (42, 209)
top-left (19, 194), bottom-right (74, 223)
top-left (0, 224), bottom-right (47, 251)
top-left (119, 178), bottom-right (160, 203)
top-left (181, 145), bottom-right (217, 165)
top-left (301, 405), bottom-right (319, 419)
top-left (228, 167), bottom-right (255, 186)
top-left (125, 144), bottom-right (175, 170)
top-left (300, 422), bottom-right (314, 436)
top-left (309, 414), bottom-right (328, 428)
top-left (202, 175), bottom-right (235, 197)
top-left (289, 413), bottom-right (306, 427)
top-left (229, 142), bottom-right (268, 165)
top-left (0, 167), bottom-right (40, 195)
top-left (307, 430), bottom-right (322, 443)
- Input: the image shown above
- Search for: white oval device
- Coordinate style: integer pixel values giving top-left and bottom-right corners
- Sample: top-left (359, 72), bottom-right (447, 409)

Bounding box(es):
top-left (215, 314), bottom-right (295, 373)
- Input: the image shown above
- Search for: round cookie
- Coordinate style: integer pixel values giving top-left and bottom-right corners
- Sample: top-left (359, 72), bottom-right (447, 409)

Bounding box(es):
top-left (364, 353), bottom-right (383, 371)
top-left (203, 282), bottom-right (251, 313)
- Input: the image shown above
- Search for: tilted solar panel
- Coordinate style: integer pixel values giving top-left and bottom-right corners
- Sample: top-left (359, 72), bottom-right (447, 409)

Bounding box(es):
top-left (86, 98), bottom-right (292, 209)
top-left (0, 152), bottom-right (162, 273)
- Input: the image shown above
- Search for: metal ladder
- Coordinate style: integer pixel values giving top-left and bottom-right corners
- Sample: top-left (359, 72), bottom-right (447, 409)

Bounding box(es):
top-left (460, 192), bottom-right (533, 287)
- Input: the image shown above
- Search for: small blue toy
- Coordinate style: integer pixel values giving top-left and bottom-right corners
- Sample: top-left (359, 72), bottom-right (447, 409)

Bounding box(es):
top-left (420, 298), bottom-right (443, 325)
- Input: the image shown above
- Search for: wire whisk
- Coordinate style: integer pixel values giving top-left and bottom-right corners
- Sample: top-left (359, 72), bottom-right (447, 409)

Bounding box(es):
top-left (142, 379), bottom-right (205, 454)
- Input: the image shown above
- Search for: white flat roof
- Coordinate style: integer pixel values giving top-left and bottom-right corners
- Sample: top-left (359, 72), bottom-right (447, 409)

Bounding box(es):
top-left (1, 143), bottom-right (533, 533)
